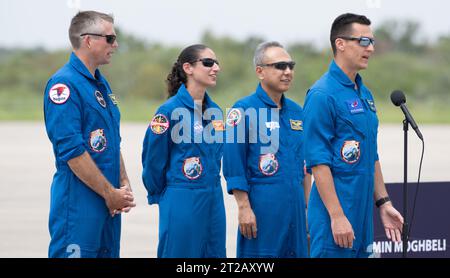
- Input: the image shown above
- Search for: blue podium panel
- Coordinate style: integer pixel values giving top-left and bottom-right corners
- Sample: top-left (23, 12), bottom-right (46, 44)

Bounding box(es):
top-left (373, 182), bottom-right (450, 258)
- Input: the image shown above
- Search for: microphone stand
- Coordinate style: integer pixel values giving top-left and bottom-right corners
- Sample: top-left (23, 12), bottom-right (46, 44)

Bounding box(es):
top-left (402, 119), bottom-right (409, 258)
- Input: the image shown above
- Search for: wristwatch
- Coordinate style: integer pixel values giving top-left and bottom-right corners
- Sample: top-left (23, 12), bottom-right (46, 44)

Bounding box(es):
top-left (375, 196), bottom-right (391, 208)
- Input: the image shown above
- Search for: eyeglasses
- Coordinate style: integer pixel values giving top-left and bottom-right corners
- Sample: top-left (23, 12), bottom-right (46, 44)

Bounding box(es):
top-left (338, 36), bottom-right (375, 47)
top-left (80, 33), bottom-right (117, 44)
top-left (192, 58), bottom-right (220, 67)
top-left (258, 61), bottom-right (296, 71)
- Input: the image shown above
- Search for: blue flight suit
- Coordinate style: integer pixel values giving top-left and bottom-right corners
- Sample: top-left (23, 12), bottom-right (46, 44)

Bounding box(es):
top-left (142, 84), bottom-right (226, 258)
top-left (303, 60), bottom-right (379, 258)
top-left (223, 84), bottom-right (308, 258)
top-left (44, 53), bottom-right (122, 258)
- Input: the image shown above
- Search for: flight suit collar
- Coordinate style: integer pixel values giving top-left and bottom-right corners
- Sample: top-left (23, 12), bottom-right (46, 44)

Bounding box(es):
top-left (255, 83), bottom-right (286, 109)
top-left (329, 60), bottom-right (364, 90)
top-left (69, 52), bottom-right (104, 81)
top-left (177, 83), bottom-right (214, 110)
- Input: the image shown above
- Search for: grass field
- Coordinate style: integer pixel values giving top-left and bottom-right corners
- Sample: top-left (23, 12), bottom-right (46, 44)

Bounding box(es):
top-left (1, 89), bottom-right (449, 123)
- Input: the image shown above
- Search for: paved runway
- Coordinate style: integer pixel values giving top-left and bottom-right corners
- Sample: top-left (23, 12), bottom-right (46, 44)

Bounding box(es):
top-left (0, 122), bottom-right (449, 257)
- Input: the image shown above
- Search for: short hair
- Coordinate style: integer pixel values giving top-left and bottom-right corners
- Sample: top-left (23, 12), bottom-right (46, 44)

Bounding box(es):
top-left (253, 41), bottom-right (284, 68)
top-left (69, 11), bottom-right (114, 49)
top-left (330, 13), bottom-right (371, 55)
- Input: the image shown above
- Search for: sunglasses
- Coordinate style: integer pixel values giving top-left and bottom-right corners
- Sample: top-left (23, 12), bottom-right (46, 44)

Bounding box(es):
top-left (339, 36), bottom-right (375, 47)
top-left (258, 61), bottom-right (296, 71)
top-left (80, 33), bottom-right (117, 44)
top-left (192, 58), bottom-right (219, 67)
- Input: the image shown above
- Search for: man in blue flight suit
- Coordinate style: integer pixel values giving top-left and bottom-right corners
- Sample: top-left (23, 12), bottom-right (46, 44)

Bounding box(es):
top-left (303, 13), bottom-right (404, 258)
top-left (44, 11), bottom-right (135, 258)
top-left (223, 41), bottom-right (310, 258)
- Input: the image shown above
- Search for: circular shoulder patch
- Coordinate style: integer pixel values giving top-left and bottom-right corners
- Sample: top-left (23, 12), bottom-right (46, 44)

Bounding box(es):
top-left (182, 157), bottom-right (203, 180)
top-left (89, 129), bottom-right (107, 153)
top-left (95, 91), bottom-right (107, 108)
top-left (341, 140), bottom-right (361, 164)
top-left (150, 114), bottom-right (170, 134)
top-left (49, 83), bottom-right (70, 104)
top-left (226, 108), bottom-right (242, 127)
top-left (259, 153), bottom-right (279, 176)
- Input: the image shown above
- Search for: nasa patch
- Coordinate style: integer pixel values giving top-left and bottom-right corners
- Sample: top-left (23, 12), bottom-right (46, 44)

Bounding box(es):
top-left (341, 140), bottom-right (361, 164)
top-left (259, 153), bottom-right (279, 176)
top-left (89, 129), bottom-right (107, 153)
top-left (95, 91), bottom-right (107, 108)
top-left (226, 108), bottom-right (242, 127)
top-left (49, 83), bottom-right (70, 104)
top-left (150, 114), bottom-right (169, 134)
top-left (182, 157), bottom-right (203, 180)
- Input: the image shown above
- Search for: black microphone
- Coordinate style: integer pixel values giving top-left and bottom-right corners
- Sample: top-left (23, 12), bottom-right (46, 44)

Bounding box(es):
top-left (390, 90), bottom-right (423, 140)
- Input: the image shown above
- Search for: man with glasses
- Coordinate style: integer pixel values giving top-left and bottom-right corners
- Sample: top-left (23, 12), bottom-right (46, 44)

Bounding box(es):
top-left (44, 11), bottom-right (135, 258)
top-left (224, 41), bottom-right (310, 258)
top-left (303, 13), bottom-right (403, 258)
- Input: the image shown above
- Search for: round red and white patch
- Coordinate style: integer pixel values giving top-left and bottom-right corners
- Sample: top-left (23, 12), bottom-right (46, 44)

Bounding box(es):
top-left (150, 114), bottom-right (170, 134)
top-left (49, 83), bottom-right (70, 104)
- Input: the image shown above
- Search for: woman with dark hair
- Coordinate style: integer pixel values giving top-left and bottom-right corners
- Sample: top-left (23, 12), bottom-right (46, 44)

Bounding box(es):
top-left (142, 44), bottom-right (226, 258)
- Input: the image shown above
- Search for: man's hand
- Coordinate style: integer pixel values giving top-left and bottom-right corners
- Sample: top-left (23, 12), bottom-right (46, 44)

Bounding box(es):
top-left (238, 204), bottom-right (257, 239)
top-left (232, 190), bottom-right (257, 239)
top-left (104, 186), bottom-right (135, 217)
top-left (380, 203), bottom-right (403, 242)
top-left (331, 213), bottom-right (355, 249)
top-left (113, 182), bottom-right (135, 215)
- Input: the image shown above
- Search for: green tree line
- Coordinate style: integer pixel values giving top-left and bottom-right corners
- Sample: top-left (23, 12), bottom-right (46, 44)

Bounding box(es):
top-left (0, 20), bottom-right (449, 122)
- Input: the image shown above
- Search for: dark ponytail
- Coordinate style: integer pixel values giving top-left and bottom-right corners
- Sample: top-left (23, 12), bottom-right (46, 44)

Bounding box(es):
top-left (166, 44), bottom-right (208, 97)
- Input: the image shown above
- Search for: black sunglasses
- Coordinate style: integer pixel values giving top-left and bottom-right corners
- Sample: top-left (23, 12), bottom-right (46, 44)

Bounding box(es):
top-left (258, 61), bottom-right (296, 71)
top-left (192, 58), bottom-right (219, 67)
top-left (80, 33), bottom-right (117, 44)
top-left (339, 36), bottom-right (375, 47)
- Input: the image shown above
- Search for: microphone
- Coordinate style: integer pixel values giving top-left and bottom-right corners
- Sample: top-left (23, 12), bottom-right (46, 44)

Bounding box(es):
top-left (390, 90), bottom-right (423, 140)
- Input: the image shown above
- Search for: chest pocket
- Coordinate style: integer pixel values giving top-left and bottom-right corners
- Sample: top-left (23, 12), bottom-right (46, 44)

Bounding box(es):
top-left (331, 103), bottom-right (368, 172)
top-left (83, 92), bottom-right (111, 126)
top-left (81, 88), bottom-right (118, 160)
top-left (336, 101), bottom-right (367, 139)
top-left (287, 119), bottom-right (304, 155)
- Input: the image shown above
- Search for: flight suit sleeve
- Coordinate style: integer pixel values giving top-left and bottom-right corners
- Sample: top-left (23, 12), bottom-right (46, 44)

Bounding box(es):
top-left (304, 90), bottom-right (336, 169)
top-left (375, 140), bottom-right (379, 162)
top-left (142, 108), bottom-right (171, 205)
top-left (44, 79), bottom-right (86, 163)
top-left (223, 105), bottom-right (250, 194)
